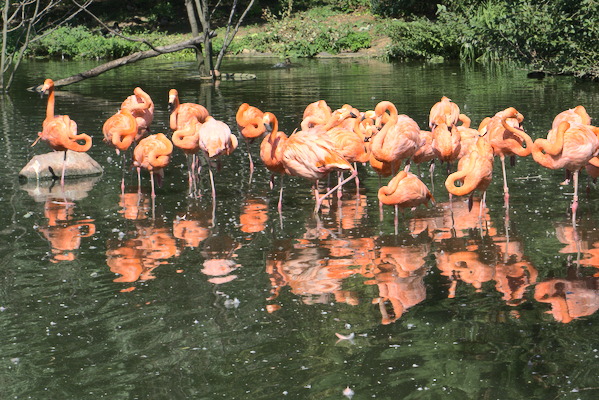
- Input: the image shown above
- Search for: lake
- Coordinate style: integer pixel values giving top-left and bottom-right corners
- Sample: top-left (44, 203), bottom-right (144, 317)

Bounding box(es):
top-left (1, 56), bottom-right (599, 399)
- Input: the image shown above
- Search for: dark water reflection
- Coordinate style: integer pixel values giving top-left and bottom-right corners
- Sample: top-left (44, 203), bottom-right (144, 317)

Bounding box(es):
top-left (1, 58), bottom-right (599, 398)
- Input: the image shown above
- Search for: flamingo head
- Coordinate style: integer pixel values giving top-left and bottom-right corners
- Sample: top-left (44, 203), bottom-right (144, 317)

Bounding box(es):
top-left (168, 89), bottom-right (178, 113)
top-left (40, 78), bottom-right (54, 97)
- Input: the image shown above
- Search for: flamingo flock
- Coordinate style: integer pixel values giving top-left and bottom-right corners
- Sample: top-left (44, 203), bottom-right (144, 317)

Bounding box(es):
top-left (34, 78), bottom-right (599, 219)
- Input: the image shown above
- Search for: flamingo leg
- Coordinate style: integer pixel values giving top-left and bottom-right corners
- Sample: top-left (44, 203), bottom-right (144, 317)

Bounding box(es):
top-left (572, 170), bottom-right (579, 216)
top-left (337, 172), bottom-right (343, 199)
top-left (208, 163), bottom-right (216, 205)
top-left (315, 170), bottom-right (358, 213)
top-left (150, 170), bottom-right (156, 198)
top-left (394, 204), bottom-right (399, 234)
top-left (120, 153), bottom-right (127, 195)
top-left (60, 150), bottom-right (67, 188)
top-left (137, 167), bottom-right (142, 194)
top-left (353, 162), bottom-right (360, 196)
top-left (246, 139), bottom-right (254, 176)
top-left (278, 175), bottom-right (284, 213)
top-left (500, 155), bottom-right (509, 202)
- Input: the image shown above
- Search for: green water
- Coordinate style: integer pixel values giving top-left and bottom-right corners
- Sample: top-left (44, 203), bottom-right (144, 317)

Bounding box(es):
top-left (1, 57), bottom-right (599, 399)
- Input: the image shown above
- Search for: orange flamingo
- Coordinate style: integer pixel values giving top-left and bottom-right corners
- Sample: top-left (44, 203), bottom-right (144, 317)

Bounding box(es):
top-left (132, 133), bottom-right (173, 198)
top-left (445, 132), bottom-right (494, 217)
top-left (480, 107), bottom-right (532, 201)
top-left (103, 108), bottom-right (138, 192)
top-left (36, 78), bottom-right (92, 187)
top-left (432, 122), bottom-right (461, 167)
top-left (378, 169), bottom-right (434, 226)
top-left (378, 170), bottom-right (434, 209)
top-left (172, 121), bottom-right (202, 196)
top-left (429, 96), bottom-right (460, 130)
top-left (236, 103), bottom-right (267, 174)
top-left (532, 121), bottom-right (599, 214)
top-left (552, 105), bottom-right (592, 130)
top-left (281, 130), bottom-right (357, 213)
top-left (168, 89), bottom-right (209, 130)
top-left (121, 87), bottom-right (154, 140)
top-left (260, 112), bottom-right (288, 211)
top-left (370, 101), bottom-right (421, 171)
top-left (198, 116), bottom-right (238, 203)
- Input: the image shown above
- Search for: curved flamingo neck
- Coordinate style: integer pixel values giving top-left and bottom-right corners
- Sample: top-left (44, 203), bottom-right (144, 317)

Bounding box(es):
top-left (46, 86), bottom-right (55, 120)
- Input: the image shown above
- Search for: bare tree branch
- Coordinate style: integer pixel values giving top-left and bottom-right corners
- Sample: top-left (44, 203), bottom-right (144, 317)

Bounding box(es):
top-left (26, 34), bottom-right (213, 90)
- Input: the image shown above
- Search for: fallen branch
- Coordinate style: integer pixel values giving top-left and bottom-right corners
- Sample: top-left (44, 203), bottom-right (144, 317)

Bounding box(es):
top-left (27, 33), bottom-right (215, 91)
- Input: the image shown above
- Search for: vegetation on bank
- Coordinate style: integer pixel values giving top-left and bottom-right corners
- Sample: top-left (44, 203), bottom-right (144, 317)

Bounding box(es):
top-left (21, 1), bottom-right (599, 80)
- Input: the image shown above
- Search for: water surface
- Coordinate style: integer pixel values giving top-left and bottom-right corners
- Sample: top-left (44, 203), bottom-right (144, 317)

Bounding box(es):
top-left (1, 57), bottom-right (599, 399)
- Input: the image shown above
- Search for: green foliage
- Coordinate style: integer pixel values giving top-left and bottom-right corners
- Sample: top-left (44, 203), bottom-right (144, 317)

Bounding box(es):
top-left (225, 7), bottom-right (372, 57)
top-left (27, 26), bottom-right (182, 60)
top-left (384, 12), bottom-right (463, 61)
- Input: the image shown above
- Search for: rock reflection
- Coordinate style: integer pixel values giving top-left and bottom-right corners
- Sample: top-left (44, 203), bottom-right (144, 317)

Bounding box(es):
top-left (37, 198), bottom-right (96, 263)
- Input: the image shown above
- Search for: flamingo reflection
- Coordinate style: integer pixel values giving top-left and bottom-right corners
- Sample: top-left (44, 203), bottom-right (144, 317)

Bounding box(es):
top-left (239, 196), bottom-right (268, 234)
top-left (37, 198), bottom-right (95, 263)
top-left (106, 224), bottom-right (179, 291)
top-left (535, 275), bottom-right (599, 323)
top-left (200, 236), bottom-right (241, 285)
top-left (173, 206), bottom-right (212, 249)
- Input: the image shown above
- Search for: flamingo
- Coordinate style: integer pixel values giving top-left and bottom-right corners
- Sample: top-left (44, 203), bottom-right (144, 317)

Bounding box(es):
top-left (324, 117), bottom-right (369, 194)
top-left (172, 121), bottom-right (202, 196)
top-left (281, 129), bottom-right (357, 213)
top-left (429, 96), bottom-right (460, 130)
top-left (532, 121), bottom-right (599, 214)
top-left (236, 103), bottom-right (266, 174)
top-left (378, 168), bottom-right (434, 227)
top-left (480, 107), bottom-right (532, 202)
top-left (445, 132), bottom-right (495, 218)
top-left (103, 108), bottom-right (138, 192)
top-left (198, 116), bottom-right (238, 203)
top-left (168, 89), bottom-right (209, 130)
top-left (121, 87), bottom-right (154, 140)
top-left (432, 122), bottom-right (461, 168)
top-left (36, 78), bottom-right (92, 187)
top-left (370, 101), bottom-right (421, 171)
top-left (260, 112), bottom-right (288, 212)
top-left (132, 132), bottom-right (173, 198)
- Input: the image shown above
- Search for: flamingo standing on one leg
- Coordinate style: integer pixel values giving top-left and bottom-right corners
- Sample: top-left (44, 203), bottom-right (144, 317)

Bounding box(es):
top-left (132, 132), bottom-right (173, 198)
top-left (236, 103), bottom-right (267, 175)
top-left (103, 108), bottom-right (138, 193)
top-left (121, 87), bottom-right (154, 141)
top-left (378, 168), bottom-right (434, 229)
top-left (198, 116), bottom-right (239, 204)
top-left (480, 107), bottom-right (533, 202)
top-left (445, 132), bottom-right (495, 218)
top-left (532, 121), bottom-right (599, 215)
top-left (35, 78), bottom-right (92, 187)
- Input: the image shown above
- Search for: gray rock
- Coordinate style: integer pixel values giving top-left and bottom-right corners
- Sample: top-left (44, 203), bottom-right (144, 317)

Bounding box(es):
top-left (19, 151), bottom-right (103, 181)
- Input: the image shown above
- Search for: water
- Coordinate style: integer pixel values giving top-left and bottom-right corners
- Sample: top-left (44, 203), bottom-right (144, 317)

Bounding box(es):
top-left (1, 57), bottom-right (599, 399)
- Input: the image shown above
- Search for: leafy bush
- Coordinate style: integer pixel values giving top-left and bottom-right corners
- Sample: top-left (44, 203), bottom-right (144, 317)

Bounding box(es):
top-left (27, 26), bottom-right (181, 60)
top-left (226, 7), bottom-right (372, 57)
top-left (384, 13), bottom-right (463, 61)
